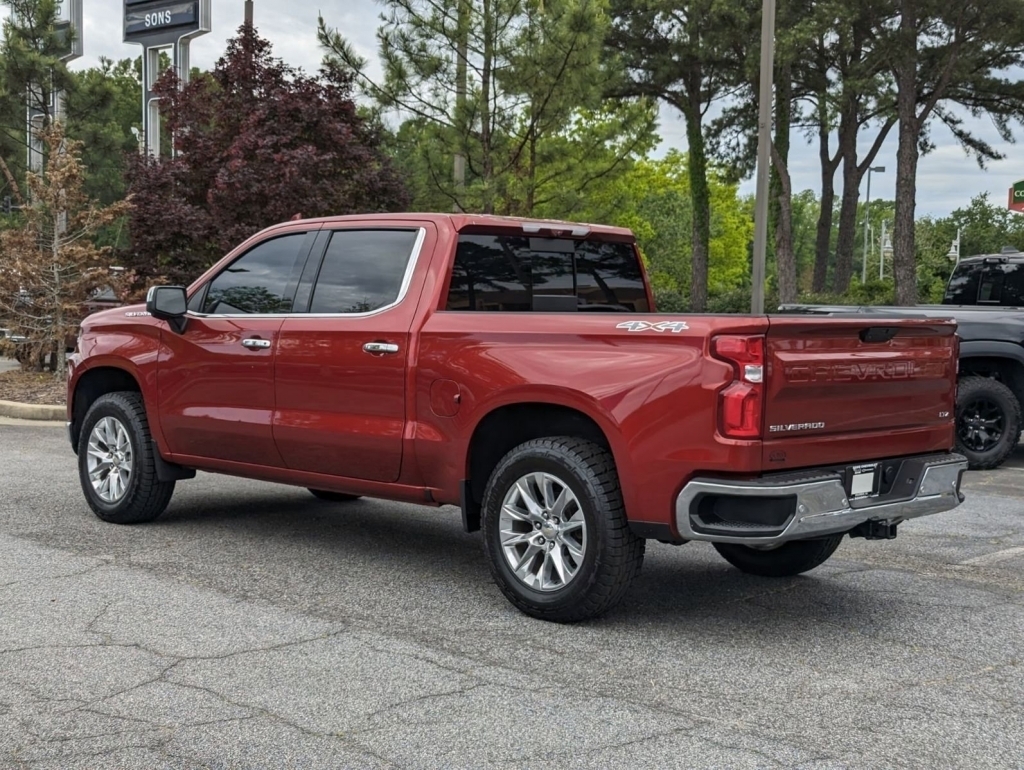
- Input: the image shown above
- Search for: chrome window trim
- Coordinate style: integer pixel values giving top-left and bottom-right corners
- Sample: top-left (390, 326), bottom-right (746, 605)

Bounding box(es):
top-left (186, 226), bottom-right (427, 320)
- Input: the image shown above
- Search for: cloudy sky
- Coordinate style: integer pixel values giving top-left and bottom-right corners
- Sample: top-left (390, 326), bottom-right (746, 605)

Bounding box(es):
top-left (5, 0), bottom-right (1021, 217)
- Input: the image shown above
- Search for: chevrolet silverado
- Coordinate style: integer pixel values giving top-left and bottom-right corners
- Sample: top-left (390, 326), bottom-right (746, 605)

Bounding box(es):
top-left (68, 214), bottom-right (967, 621)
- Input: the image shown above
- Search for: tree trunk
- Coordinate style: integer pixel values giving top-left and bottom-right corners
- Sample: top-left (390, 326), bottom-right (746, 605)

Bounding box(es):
top-left (832, 105), bottom-right (860, 293)
top-left (52, 222), bottom-right (66, 380)
top-left (526, 125), bottom-right (537, 215)
top-left (480, 0), bottom-right (495, 214)
top-left (685, 94), bottom-right (710, 313)
top-left (772, 145), bottom-right (796, 304)
top-left (453, 0), bottom-right (470, 212)
top-left (892, 0), bottom-right (919, 306)
top-left (772, 67), bottom-right (796, 303)
top-left (0, 156), bottom-right (23, 205)
top-left (812, 92), bottom-right (835, 293)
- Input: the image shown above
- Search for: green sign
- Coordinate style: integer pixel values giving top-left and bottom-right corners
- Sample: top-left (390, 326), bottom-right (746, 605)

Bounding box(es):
top-left (1011, 180), bottom-right (1024, 212)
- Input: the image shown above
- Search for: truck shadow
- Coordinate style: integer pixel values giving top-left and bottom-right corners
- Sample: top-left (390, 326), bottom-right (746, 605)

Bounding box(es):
top-left (616, 552), bottom-right (876, 627)
top-left (152, 487), bottom-right (876, 630)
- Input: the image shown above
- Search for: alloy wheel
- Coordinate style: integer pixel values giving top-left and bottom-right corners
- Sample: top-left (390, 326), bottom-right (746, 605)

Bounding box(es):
top-left (86, 416), bottom-right (133, 503)
top-left (959, 398), bottom-right (1005, 453)
top-left (499, 472), bottom-right (588, 592)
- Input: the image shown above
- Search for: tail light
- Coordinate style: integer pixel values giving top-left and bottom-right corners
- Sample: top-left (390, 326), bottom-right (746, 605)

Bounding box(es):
top-left (712, 335), bottom-right (765, 439)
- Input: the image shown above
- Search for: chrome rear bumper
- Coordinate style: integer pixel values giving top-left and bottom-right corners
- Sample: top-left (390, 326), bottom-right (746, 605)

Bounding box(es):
top-left (675, 453), bottom-right (967, 546)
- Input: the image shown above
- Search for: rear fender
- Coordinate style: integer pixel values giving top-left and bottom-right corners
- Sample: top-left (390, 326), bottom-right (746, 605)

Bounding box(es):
top-left (463, 386), bottom-right (639, 516)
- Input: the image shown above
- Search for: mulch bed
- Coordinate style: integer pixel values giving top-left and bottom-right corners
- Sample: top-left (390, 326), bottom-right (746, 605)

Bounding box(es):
top-left (0, 370), bottom-right (67, 406)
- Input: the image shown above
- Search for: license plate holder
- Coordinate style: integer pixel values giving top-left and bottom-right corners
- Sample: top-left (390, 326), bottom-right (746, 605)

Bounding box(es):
top-left (847, 463), bottom-right (880, 499)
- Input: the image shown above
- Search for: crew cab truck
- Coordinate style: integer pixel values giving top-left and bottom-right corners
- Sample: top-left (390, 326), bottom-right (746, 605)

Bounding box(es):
top-left (68, 214), bottom-right (967, 622)
top-left (785, 248), bottom-right (1024, 471)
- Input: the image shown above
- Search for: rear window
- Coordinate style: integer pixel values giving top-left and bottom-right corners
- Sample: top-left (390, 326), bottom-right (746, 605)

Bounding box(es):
top-left (309, 229), bottom-right (418, 314)
top-left (945, 262), bottom-right (1024, 306)
top-left (445, 234), bottom-right (649, 312)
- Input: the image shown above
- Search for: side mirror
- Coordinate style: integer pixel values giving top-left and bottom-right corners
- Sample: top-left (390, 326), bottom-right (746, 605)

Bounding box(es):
top-left (146, 286), bottom-right (188, 333)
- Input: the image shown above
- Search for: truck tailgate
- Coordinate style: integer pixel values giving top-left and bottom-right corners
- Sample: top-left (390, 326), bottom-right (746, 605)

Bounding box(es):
top-left (762, 316), bottom-right (957, 469)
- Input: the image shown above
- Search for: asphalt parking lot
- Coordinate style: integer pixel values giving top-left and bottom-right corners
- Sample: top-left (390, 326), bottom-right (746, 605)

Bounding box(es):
top-left (1, 420), bottom-right (1023, 769)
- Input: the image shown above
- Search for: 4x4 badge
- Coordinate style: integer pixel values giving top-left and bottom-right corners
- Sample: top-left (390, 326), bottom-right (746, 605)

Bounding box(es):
top-left (616, 321), bottom-right (689, 334)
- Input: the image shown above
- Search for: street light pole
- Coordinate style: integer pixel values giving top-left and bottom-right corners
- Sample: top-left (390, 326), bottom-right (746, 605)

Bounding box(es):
top-left (750, 0), bottom-right (777, 315)
top-left (861, 165), bottom-right (885, 283)
top-left (947, 228), bottom-right (962, 263)
top-left (880, 220), bottom-right (892, 280)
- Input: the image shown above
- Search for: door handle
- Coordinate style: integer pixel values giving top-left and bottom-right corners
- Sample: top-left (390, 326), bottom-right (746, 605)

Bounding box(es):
top-left (363, 342), bottom-right (400, 355)
top-left (241, 338), bottom-right (271, 350)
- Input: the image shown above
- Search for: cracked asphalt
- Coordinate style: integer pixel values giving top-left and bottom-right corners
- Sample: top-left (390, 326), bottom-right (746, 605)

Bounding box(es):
top-left (1, 421), bottom-right (1023, 769)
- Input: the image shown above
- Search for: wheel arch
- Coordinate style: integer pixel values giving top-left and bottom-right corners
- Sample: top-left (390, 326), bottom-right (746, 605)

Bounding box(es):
top-left (462, 399), bottom-right (632, 524)
top-left (958, 341), bottom-right (1024, 407)
top-left (69, 365), bottom-right (143, 453)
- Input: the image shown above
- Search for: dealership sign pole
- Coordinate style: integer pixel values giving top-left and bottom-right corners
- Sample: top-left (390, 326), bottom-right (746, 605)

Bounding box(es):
top-left (53, 0), bottom-right (84, 118)
top-left (124, 0), bottom-right (211, 158)
top-left (23, 0), bottom-right (83, 177)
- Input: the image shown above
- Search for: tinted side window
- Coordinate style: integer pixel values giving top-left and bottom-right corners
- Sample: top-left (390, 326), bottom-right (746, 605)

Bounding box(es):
top-left (576, 241), bottom-right (648, 310)
top-left (203, 234), bottom-right (307, 314)
top-left (447, 235), bottom-right (533, 312)
top-left (944, 264), bottom-right (981, 305)
top-left (309, 229), bottom-right (419, 314)
top-left (446, 234), bottom-right (649, 312)
top-left (978, 263), bottom-right (1024, 306)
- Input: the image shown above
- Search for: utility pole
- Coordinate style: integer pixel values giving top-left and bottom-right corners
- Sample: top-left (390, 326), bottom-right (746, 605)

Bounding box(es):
top-left (750, 0), bottom-right (777, 315)
top-left (245, 0), bottom-right (253, 25)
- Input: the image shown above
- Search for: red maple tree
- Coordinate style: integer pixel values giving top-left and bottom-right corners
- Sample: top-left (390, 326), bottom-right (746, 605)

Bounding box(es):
top-left (123, 25), bottom-right (409, 284)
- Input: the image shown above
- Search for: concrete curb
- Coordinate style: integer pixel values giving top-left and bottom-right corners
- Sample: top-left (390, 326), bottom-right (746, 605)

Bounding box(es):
top-left (0, 400), bottom-right (65, 422)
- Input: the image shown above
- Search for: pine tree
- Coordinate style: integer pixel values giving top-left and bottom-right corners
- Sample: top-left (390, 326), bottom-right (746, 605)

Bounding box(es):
top-left (319, 0), bottom-right (655, 216)
top-left (0, 0), bottom-right (77, 206)
top-left (606, 0), bottom-right (751, 312)
top-left (890, 0), bottom-right (1024, 304)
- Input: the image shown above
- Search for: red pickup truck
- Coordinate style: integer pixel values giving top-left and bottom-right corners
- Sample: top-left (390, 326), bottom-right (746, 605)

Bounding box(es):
top-left (67, 214), bottom-right (967, 621)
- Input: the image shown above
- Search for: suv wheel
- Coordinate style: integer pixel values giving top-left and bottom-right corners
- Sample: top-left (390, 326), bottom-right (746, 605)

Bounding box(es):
top-left (77, 392), bottom-right (175, 524)
top-left (713, 535), bottom-right (844, 577)
top-left (481, 437), bottom-right (645, 623)
top-left (955, 377), bottom-right (1021, 470)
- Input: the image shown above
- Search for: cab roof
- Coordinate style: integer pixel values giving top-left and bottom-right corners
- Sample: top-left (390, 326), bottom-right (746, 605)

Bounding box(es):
top-left (958, 247), bottom-right (1023, 264)
top-left (270, 212), bottom-right (636, 240)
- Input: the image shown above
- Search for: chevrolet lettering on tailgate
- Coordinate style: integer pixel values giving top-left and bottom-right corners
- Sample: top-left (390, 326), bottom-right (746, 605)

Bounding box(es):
top-left (785, 360), bottom-right (945, 383)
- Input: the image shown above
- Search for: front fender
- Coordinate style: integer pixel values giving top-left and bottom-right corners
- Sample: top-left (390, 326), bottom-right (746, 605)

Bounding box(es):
top-left (959, 340), bottom-right (1024, 367)
top-left (69, 322), bottom-right (166, 454)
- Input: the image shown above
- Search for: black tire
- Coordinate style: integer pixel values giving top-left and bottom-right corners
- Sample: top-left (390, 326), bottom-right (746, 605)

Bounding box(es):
top-left (713, 535), bottom-right (844, 577)
top-left (77, 392), bottom-right (175, 524)
top-left (481, 437), bottom-right (645, 623)
top-left (955, 376), bottom-right (1021, 471)
top-left (308, 489), bottom-right (361, 502)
